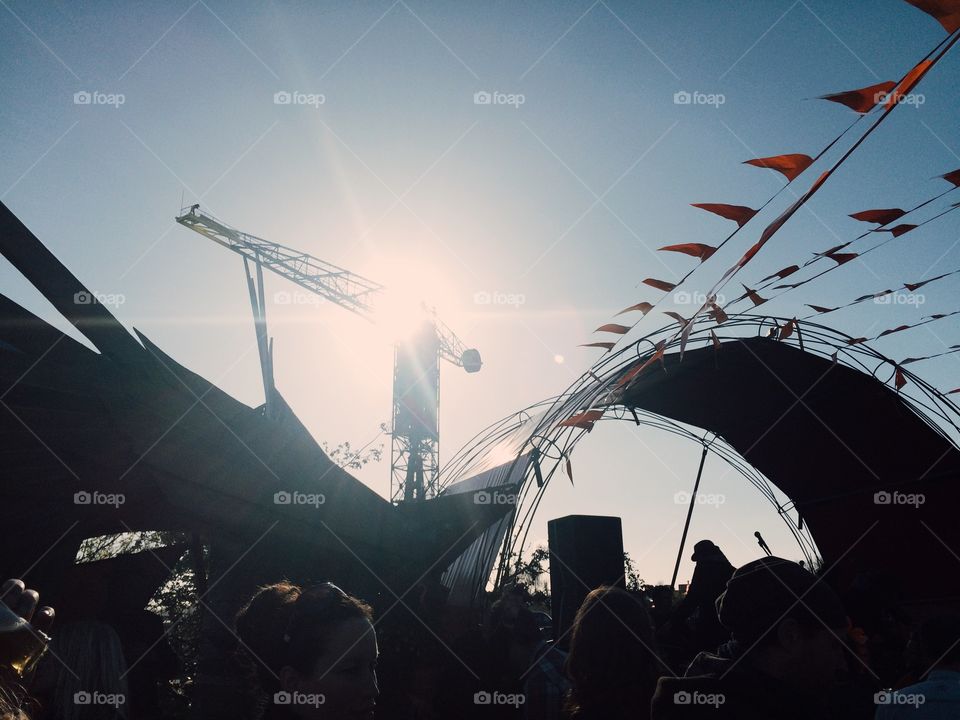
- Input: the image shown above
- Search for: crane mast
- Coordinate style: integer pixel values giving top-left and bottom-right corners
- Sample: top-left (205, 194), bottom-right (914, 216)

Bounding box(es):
top-left (175, 204), bottom-right (480, 503)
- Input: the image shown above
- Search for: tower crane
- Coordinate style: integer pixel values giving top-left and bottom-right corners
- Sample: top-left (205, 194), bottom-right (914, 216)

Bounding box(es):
top-left (175, 204), bottom-right (481, 503)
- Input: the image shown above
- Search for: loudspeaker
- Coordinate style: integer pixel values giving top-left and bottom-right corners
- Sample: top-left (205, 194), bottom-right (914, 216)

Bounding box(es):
top-left (547, 514), bottom-right (625, 647)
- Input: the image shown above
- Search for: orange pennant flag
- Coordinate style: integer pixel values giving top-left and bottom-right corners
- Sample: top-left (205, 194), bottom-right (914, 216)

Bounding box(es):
top-left (743, 154), bottom-right (813, 182)
top-left (895, 366), bottom-right (908, 390)
top-left (761, 265), bottom-right (799, 282)
top-left (941, 168), bottom-right (960, 186)
top-left (889, 224), bottom-right (918, 238)
top-left (616, 302), bottom-right (654, 316)
top-left (879, 325), bottom-right (911, 337)
top-left (643, 278), bottom-right (677, 292)
top-left (806, 304), bottom-right (835, 314)
top-left (711, 329), bottom-right (721, 350)
top-left (558, 409), bottom-right (604, 430)
top-left (826, 251), bottom-right (858, 265)
top-left (663, 311), bottom-right (688, 325)
top-left (850, 208), bottom-right (906, 225)
top-left (742, 285), bottom-right (767, 307)
top-left (886, 60), bottom-right (933, 109)
top-left (580, 342), bottom-right (616, 351)
top-left (904, 0), bottom-right (960, 33)
top-left (708, 302), bottom-right (728, 323)
top-left (691, 203), bottom-right (757, 228)
top-left (779, 318), bottom-right (796, 340)
top-left (819, 81), bottom-right (896, 113)
top-left (595, 323), bottom-right (631, 334)
top-left (617, 340), bottom-right (666, 387)
top-left (658, 242), bottom-right (718, 261)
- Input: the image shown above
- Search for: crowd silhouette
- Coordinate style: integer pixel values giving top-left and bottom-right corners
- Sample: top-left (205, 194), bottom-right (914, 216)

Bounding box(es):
top-left (3, 541), bottom-right (960, 719)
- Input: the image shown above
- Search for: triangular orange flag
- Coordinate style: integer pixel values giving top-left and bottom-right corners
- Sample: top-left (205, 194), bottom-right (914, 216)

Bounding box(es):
top-left (742, 285), bottom-right (767, 307)
top-left (904, 0), bottom-right (960, 33)
top-left (761, 265), bottom-right (799, 282)
top-left (616, 302), bottom-right (654, 316)
top-left (691, 203), bottom-right (757, 228)
top-left (743, 154), bottom-right (813, 182)
top-left (941, 168), bottom-right (960, 186)
top-left (658, 243), bottom-right (717, 261)
top-left (819, 81), bottom-right (896, 113)
top-left (595, 323), bottom-right (631, 334)
top-left (889, 224), bottom-right (918, 238)
top-left (886, 60), bottom-right (933, 109)
top-left (708, 302), bottom-right (728, 323)
top-left (643, 278), bottom-right (677, 292)
top-left (850, 208), bottom-right (906, 225)
top-left (580, 342), bottom-right (616, 351)
top-left (826, 251), bottom-right (858, 265)
top-left (895, 366), bottom-right (907, 390)
top-left (558, 409), bottom-right (604, 430)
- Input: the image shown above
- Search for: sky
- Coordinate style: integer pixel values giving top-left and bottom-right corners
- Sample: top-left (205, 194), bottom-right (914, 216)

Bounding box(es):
top-left (2, 0), bottom-right (959, 586)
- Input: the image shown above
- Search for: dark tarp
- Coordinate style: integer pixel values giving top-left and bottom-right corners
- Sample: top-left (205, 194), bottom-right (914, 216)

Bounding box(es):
top-left (619, 336), bottom-right (960, 604)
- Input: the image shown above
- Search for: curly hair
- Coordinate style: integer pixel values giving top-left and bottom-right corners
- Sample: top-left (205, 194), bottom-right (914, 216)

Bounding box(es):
top-left (234, 581), bottom-right (372, 698)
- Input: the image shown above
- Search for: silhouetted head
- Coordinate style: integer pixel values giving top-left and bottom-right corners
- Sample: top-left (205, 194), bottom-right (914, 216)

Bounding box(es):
top-left (717, 557), bottom-right (848, 690)
top-left (30, 620), bottom-right (129, 720)
top-left (565, 586), bottom-right (662, 718)
top-left (235, 582), bottom-right (377, 720)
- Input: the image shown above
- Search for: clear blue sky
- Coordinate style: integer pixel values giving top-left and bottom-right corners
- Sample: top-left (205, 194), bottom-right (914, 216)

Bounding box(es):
top-left (2, 0), bottom-right (958, 585)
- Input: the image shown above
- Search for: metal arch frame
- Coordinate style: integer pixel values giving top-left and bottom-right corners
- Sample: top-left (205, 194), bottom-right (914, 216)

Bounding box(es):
top-left (435, 312), bottom-right (960, 601)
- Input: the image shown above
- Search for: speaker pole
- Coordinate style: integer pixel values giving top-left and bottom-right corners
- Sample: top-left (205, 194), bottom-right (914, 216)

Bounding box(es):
top-left (670, 444), bottom-right (709, 589)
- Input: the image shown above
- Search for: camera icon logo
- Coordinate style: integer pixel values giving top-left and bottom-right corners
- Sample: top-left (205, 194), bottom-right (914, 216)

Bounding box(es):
top-left (274, 491), bottom-right (292, 505)
top-left (74, 91), bottom-right (92, 105)
top-left (673, 90), bottom-right (692, 105)
top-left (74, 691), bottom-right (92, 704)
top-left (274, 91), bottom-right (292, 105)
top-left (274, 691), bottom-right (292, 705)
top-left (674, 691), bottom-right (691, 704)
top-left (474, 491), bottom-right (491, 505)
top-left (74, 491), bottom-right (92, 505)
top-left (474, 691), bottom-right (492, 705)
top-left (874, 491), bottom-right (892, 505)
top-left (474, 91), bottom-right (492, 105)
